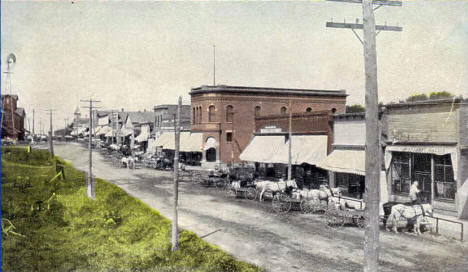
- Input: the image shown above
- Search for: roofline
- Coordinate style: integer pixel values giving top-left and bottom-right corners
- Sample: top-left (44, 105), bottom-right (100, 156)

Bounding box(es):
top-left (190, 85), bottom-right (347, 97)
top-left (384, 98), bottom-right (467, 109)
top-left (153, 104), bottom-right (191, 110)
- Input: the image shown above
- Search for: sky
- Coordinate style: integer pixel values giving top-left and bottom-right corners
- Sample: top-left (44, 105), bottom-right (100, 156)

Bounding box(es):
top-left (1, 0), bottom-right (467, 131)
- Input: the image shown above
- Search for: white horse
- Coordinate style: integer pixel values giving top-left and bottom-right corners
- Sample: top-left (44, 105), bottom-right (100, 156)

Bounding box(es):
top-left (255, 179), bottom-right (298, 202)
top-left (296, 185), bottom-right (339, 201)
top-left (386, 204), bottom-right (433, 235)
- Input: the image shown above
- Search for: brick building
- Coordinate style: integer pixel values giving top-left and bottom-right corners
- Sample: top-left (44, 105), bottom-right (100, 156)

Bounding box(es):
top-left (153, 104), bottom-right (191, 136)
top-left (255, 110), bottom-right (334, 153)
top-left (190, 85), bottom-right (347, 165)
top-left (1, 94), bottom-right (26, 140)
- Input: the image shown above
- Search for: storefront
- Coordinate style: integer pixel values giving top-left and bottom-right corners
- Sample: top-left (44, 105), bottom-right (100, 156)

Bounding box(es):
top-left (385, 145), bottom-right (458, 212)
top-left (317, 149), bottom-right (367, 199)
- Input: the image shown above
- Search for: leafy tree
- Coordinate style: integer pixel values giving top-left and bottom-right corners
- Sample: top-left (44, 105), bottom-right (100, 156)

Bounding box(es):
top-left (346, 104), bottom-right (365, 113)
top-left (404, 91), bottom-right (455, 103)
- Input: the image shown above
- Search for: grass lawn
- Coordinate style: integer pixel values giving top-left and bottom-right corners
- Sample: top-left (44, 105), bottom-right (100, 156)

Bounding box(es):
top-left (1, 147), bottom-right (262, 272)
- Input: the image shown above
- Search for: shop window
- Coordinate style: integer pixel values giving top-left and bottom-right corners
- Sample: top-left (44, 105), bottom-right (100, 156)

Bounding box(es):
top-left (208, 106), bottom-right (215, 122)
top-left (434, 155), bottom-right (456, 200)
top-left (391, 152), bottom-right (411, 194)
top-left (226, 132), bottom-right (232, 142)
top-left (281, 107), bottom-right (287, 115)
top-left (226, 105), bottom-right (233, 122)
top-left (336, 173), bottom-right (365, 199)
top-left (255, 106), bottom-right (261, 117)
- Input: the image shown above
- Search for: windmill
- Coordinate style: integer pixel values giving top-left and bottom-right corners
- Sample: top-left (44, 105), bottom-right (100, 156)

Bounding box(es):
top-left (2, 53), bottom-right (17, 138)
top-left (5, 53), bottom-right (16, 94)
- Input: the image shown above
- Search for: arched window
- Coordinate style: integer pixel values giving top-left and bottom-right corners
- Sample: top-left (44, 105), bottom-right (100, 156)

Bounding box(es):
top-left (306, 107), bottom-right (312, 112)
top-left (226, 105), bottom-right (234, 122)
top-left (331, 108), bottom-right (337, 114)
top-left (192, 107), bottom-right (196, 124)
top-left (209, 105), bottom-right (216, 122)
top-left (255, 106), bottom-right (261, 117)
top-left (198, 107), bottom-right (202, 123)
top-left (281, 107), bottom-right (287, 115)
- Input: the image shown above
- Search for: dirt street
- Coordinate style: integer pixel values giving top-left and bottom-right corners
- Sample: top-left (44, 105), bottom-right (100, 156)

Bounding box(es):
top-left (53, 143), bottom-right (468, 272)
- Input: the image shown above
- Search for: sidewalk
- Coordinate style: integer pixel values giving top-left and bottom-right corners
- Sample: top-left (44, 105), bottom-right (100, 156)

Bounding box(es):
top-left (428, 212), bottom-right (467, 241)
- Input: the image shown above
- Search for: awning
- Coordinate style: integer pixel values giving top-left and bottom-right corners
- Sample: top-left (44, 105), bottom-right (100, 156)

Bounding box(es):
top-left (105, 129), bottom-right (115, 137)
top-left (96, 126), bottom-right (112, 136)
top-left (384, 144), bottom-right (458, 180)
top-left (152, 132), bottom-right (203, 152)
top-left (239, 135), bottom-right (286, 163)
top-left (119, 128), bottom-right (133, 137)
top-left (284, 135), bottom-right (328, 165)
top-left (135, 125), bottom-right (150, 142)
top-left (239, 135), bottom-right (328, 165)
top-left (316, 150), bottom-right (365, 176)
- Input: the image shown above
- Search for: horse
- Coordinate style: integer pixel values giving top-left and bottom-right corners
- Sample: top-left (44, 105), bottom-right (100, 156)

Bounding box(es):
top-left (295, 185), bottom-right (338, 203)
top-left (255, 179), bottom-right (298, 202)
top-left (386, 203), bottom-right (433, 235)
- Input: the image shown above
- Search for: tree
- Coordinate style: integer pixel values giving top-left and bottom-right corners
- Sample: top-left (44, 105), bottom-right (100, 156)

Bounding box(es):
top-left (346, 104), bottom-right (365, 113)
top-left (404, 91), bottom-right (455, 103)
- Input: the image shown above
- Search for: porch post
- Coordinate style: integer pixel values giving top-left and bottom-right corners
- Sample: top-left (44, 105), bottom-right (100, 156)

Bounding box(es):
top-left (329, 171), bottom-right (336, 188)
top-left (431, 154), bottom-right (435, 205)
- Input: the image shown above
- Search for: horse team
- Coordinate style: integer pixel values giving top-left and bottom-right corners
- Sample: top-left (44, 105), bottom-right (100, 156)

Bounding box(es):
top-left (228, 178), bottom-right (434, 236)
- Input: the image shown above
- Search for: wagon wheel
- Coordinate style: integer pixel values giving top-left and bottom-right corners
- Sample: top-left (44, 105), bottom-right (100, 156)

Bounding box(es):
top-left (272, 194), bottom-right (291, 213)
top-left (300, 199), bottom-right (311, 213)
top-left (356, 216), bottom-right (366, 229)
top-left (245, 187), bottom-right (257, 200)
top-left (326, 209), bottom-right (344, 228)
top-left (225, 187), bottom-right (236, 198)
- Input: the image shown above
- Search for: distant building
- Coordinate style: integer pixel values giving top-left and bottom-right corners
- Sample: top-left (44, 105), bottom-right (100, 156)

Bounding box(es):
top-left (1, 94), bottom-right (26, 140)
top-left (153, 104), bottom-right (191, 136)
top-left (190, 85), bottom-right (347, 166)
top-left (70, 106), bottom-right (90, 137)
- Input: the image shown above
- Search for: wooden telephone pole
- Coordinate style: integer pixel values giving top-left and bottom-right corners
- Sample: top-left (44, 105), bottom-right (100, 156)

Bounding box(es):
top-left (287, 100), bottom-right (292, 181)
top-left (326, 0), bottom-right (402, 271)
top-left (172, 96), bottom-right (182, 251)
top-left (45, 109), bottom-right (56, 156)
top-left (81, 99), bottom-right (101, 200)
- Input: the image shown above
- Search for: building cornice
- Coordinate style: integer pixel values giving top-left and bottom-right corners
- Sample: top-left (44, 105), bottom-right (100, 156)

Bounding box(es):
top-left (190, 85), bottom-right (347, 97)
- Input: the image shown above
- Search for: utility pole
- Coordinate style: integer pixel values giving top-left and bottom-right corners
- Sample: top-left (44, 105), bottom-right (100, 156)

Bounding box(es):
top-left (32, 109), bottom-right (35, 141)
top-left (45, 109), bottom-right (56, 156)
top-left (172, 96), bottom-right (181, 251)
top-left (287, 100), bottom-right (292, 181)
top-left (64, 118), bottom-right (69, 140)
top-left (326, 0), bottom-right (402, 271)
top-left (81, 99), bottom-right (101, 200)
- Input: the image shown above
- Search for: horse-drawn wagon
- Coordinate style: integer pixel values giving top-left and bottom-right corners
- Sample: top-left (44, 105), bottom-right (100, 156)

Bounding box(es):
top-left (325, 206), bottom-right (366, 228)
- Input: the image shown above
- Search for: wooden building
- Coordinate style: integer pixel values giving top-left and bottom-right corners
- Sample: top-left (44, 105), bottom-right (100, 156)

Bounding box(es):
top-left (190, 85), bottom-right (347, 166)
top-left (383, 99), bottom-right (468, 218)
top-left (317, 112), bottom-right (388, 202)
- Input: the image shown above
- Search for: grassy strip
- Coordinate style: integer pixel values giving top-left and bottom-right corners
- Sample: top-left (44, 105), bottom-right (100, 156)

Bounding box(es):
top-left (2, 149), bottom-right (262, 272)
